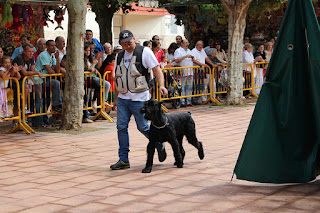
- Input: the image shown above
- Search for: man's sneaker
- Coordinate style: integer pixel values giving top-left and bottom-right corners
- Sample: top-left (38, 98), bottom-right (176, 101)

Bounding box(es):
top-left (52, 106), bottom-right (62, 114)
top-left (110, 160), bottom-right (130, 170)
top-left (82, 118), bottom-right (93, 123)
top-left (156, 142), bottom-right (167, 162)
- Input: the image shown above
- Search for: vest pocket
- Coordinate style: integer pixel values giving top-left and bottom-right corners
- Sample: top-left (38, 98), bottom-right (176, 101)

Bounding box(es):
top-left (128, 76), bottom-right (149, 92)
top-left (116, 76), bottom-right (126, 93)
top-left (130, 63), bottom-right (142, 77)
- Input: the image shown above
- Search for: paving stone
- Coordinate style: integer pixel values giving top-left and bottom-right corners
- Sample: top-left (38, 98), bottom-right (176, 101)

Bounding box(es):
top-left (0, 104), bottom-right (319, 212)
top-left (19, 204), bottom-right (70, 213)
top-left (52, 194), bottom-right (102, 206)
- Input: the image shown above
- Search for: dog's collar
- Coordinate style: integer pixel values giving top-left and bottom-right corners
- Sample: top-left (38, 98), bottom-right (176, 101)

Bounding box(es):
top-left (151, 117), bottom-right (169, 129)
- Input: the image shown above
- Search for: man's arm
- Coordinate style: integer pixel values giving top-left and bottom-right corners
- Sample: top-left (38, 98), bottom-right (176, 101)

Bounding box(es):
top-left (21, 65), bottom-right (43, 78)
top-left (152, 65), bottom-right (168, 97)
top-left (205, 57), bottom-right (215, 67)
top-left (54, 51), bottom-right (61, 73)
top-left (175, 54), bottom-right (192, 64)
top-left (192, 58), bottom-right (208, 67)
top-left (44, 65), bottom-right (56, 74)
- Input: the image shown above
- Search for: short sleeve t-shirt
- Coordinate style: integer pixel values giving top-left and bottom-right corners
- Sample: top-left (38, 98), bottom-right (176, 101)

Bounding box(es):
top-left (114, 46), bottom-right (159, 101)
top-left (191, 48), bottom-right (207, 65)
top-left (12, 54), bottom-right (35, 79)
top-left (174, 47), bottom-right (194, 76)
top-left (35, 50), bottom-right (56, 84)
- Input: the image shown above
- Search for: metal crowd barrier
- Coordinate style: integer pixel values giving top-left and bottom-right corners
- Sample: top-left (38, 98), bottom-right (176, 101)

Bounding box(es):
top-left (158, 66), bottom-right (220, 111)
top-left (18, 71), bottom-right (113, 134)
top-left (157, 62), bottom-right (269, 108)
top-left (0, 77), bottom-right (31, 134)
top-left (99, 71), bottom-right (113, 122)
top-left (253, 62), bottom-right (268, 95)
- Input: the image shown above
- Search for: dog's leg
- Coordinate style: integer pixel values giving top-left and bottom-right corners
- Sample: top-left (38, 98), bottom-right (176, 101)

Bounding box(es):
top-left (142, 141), bottom-right (156, 173)
top-left (174, 136), bottom-right (185, 166)
top-left (185, 129), bottom-right (204, 160)
top-left (169, 139), bottom-right (183, 168)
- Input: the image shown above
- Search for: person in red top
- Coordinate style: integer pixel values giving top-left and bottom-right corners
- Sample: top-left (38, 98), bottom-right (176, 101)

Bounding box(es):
top-left (99, 54), bottom-right (115, 108)
top-left (34, 38), bottom-right (46, 62)
top-left (151, 35), bottom-right (164, 63)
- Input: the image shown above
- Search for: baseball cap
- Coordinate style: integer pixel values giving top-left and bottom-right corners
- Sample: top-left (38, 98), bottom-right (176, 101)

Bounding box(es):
top-left (119, 30), bottom-right (133, 44)
top-left (114, 45), bottom-right (122, 51)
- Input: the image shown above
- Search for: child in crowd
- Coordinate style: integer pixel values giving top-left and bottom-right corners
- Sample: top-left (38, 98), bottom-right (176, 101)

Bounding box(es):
top-left (160, 55), bottom-right (174, 69)
top-left (102, 54), bottom-right (115, 109)
top-left (0, 56), bottom-right (20, 118)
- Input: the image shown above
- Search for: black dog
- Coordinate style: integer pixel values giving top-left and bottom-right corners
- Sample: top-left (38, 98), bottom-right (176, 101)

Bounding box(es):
top-left (140, 99), bottom-right (204, 173)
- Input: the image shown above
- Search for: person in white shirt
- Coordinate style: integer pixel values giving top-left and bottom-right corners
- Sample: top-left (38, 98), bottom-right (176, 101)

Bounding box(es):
top-left (191, 40), bottom-right (215, 103)
top-left (174, 39), bottom-right (200, 106)
top-left (55, 36), bottom-right (66, 63)
top-left (110, 30), bottom-right (168, 170)
top-left (243, 43), bottom-right (262, 97)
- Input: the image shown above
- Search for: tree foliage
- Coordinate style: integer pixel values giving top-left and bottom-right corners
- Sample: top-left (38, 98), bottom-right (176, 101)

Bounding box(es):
top-left (89, 0), bottom-right (138, 44)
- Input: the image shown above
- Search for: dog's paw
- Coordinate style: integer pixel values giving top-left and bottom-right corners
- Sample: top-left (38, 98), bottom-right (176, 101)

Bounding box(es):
top-left (174, 161), bottom-right (184, 166)
top-left (142, 167), bottom-right (152, 173)
top-left (176, 162), bottom-right (183, 168)
top-left (198, 142), bottom-right (204, 160)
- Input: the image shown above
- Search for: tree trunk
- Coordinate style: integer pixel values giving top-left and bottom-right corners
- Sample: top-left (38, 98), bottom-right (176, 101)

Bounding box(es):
top-left (96, 11), bottom-right (114, 45)
top-left (221, 0), bottom-right (252, 105)
top-left (61, 0), bottom-right (88, 130)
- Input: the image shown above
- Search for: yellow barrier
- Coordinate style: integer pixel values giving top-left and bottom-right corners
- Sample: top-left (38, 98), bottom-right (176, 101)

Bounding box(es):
top-left (158, 66), bottom-right (221, 110)
top-left (157, 62), bottom-right (268, 107)
top-left (21, 73), bottom-right (64, 133)
top-left (19, 71), bottom-right (113, 134)
top-left (95, 71), bottom-right (113, 122)
top-left (0, 77), bottom-right (31, 134)
top-left (252, 62), bottom-right (268, 95)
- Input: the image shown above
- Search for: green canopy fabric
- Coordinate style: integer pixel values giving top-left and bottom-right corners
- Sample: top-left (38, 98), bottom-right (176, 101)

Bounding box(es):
top-left (234, 0), bottom-right (320, 183)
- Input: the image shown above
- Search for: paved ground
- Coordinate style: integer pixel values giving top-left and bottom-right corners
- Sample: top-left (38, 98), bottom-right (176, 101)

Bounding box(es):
top-left (0, 100), bottom-right (320, 213)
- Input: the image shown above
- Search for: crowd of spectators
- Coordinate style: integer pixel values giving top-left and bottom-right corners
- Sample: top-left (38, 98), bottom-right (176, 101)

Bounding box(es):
top-left (0, 30), bottom-right (123, 127)
top-left (0, 30), bottom-right (274, 126)
top-left (142, 34), bottom-right (274, 105)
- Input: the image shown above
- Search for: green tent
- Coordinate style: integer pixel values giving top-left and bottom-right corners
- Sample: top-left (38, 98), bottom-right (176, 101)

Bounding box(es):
top-left (233, 0), bottom-right (320, 183)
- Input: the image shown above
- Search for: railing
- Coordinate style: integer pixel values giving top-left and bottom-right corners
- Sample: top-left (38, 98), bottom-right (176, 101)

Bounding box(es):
top-left (0, 77), bottom-right (31, 134)
top-left (158, 62), bottom-right (269, 108)
top-left (19, 71), bottom-right (114, 134)
top-left (2, 62), bottom-right (269, 134)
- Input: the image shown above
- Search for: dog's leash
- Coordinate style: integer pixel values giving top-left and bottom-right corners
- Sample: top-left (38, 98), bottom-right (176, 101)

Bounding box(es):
top-left (151, 117), bottom-right (169, 129)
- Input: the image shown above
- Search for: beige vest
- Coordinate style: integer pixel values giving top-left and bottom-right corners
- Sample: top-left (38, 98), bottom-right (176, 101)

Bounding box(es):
top-left (115, 56), bottom-right (149, 93)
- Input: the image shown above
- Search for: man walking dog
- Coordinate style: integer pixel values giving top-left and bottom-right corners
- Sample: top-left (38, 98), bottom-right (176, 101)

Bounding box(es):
top-left (110, 30), bottom-right (168, 170)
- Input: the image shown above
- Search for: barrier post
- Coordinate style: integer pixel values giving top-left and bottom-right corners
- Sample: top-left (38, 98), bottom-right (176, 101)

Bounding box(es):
top-left (93, 71), bottom-right (114, 122)
top-left (0, 77), bottom-right (33, 134)
top-left (245, 63), bottom-right (258, 98)
top-left (21, 74), bottom-right (64, 134)
top-left (203, 66), bottom-right (221, 105)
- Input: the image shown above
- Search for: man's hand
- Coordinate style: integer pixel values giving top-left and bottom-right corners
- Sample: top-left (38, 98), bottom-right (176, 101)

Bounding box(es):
top-left (159, 86), bottom-right (168, 97)
top-left (37, 72), bottom-right (43, 78)
top-left (12, 63), bottom-right (19, 73)
top-left (55, 50), bottom-right (60, 59)
top-left (96, 52), bottom-right (103, 59)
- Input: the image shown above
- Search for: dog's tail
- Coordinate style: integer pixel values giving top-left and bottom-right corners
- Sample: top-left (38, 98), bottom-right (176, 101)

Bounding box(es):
top-left (187, 111), bottom-right (192, 115)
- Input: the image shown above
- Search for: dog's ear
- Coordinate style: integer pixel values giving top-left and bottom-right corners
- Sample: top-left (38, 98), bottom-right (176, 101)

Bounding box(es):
top-left (158, 101), bottom-right (163, 113)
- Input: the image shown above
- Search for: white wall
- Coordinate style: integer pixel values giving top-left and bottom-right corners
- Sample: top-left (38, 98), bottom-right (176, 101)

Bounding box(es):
top-left (44, 8), bottom-right (184, 49)
top-left (44, 9), bottom-right (100, 42)
top-left (122, 14), bottom-right (184, 49)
